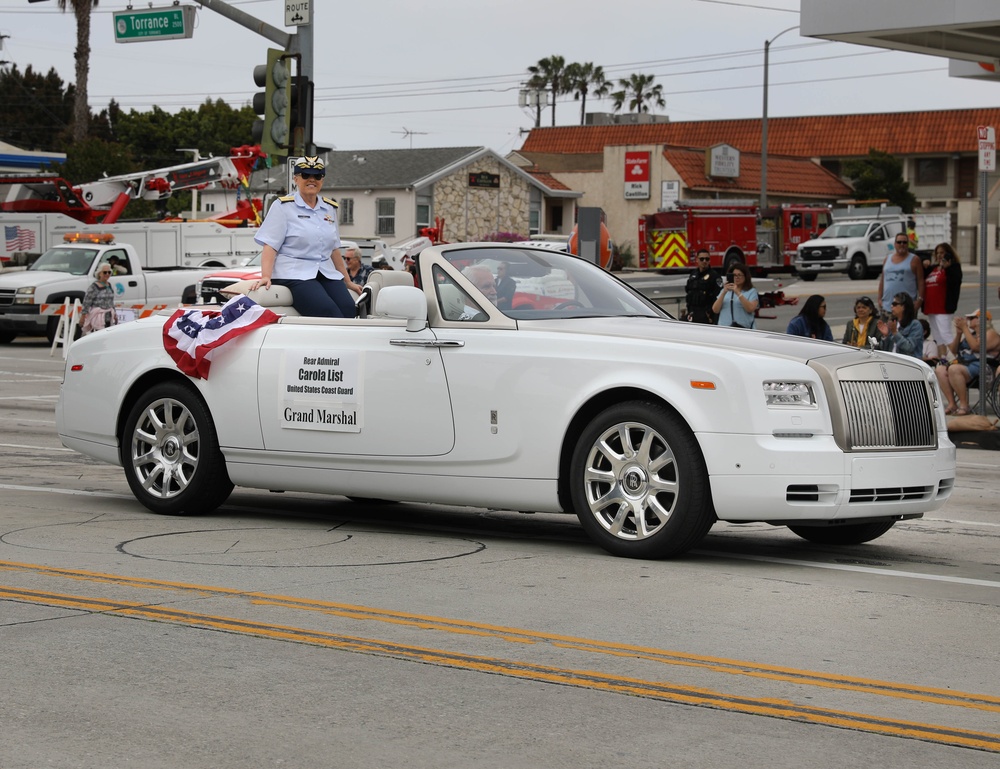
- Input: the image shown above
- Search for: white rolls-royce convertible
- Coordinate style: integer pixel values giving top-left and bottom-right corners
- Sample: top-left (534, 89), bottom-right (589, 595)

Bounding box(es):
top-left (56, 242), bottom-right (956, 559)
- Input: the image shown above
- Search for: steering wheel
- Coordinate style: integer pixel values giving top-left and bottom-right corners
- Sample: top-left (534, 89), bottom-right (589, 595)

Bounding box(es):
top-left (553, 300), bottom-right (584, 310)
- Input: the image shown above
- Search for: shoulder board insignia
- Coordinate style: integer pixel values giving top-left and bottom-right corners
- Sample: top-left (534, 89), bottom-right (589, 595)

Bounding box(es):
top-left (323, 197), bottom-right (339, 208)
top-left (278, 194), bottom-right (296, 202)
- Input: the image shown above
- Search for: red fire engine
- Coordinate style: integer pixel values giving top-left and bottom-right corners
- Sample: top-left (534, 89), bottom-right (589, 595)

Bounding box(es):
top-left (638, 202), bottom-right (830, 275)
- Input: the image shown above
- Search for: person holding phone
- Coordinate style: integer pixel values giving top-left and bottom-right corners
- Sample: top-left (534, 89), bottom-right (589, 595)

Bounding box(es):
top-left (712, 262), bottom-right (759, 329)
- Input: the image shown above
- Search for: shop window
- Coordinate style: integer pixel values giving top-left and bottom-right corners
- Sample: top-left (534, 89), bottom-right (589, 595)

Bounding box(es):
top-left (915, 158), bottom-right (947, 186)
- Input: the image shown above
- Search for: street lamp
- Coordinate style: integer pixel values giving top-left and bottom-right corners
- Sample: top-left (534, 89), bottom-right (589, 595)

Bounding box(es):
top-left (760, 25), bottom-right (799, 210)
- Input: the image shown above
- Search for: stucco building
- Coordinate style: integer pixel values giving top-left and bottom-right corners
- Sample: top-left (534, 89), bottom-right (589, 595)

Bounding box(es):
top-left (513, 107), bottom-right (1000, 264)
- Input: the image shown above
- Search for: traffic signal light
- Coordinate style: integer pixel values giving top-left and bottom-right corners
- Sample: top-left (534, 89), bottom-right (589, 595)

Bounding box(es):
top-left (252, 48), bottom-right (290, 158)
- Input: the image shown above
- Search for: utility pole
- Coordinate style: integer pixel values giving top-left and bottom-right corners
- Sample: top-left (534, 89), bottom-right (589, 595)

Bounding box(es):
top-left (760, 25), bottom-right (798, 209)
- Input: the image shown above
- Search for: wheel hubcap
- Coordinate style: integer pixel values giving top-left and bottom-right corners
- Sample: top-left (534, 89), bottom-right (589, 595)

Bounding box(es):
top-left (131, 397), bottom-right (201, 500)
top-left (583, 421), bottom-right (679, 541)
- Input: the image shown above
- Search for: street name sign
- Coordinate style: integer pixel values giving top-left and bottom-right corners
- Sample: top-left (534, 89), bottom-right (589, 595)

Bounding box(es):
top-left (113, 6), bottom-right (195, 43)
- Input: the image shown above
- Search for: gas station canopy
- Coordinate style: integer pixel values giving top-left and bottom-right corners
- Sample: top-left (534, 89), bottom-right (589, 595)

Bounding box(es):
top-left (801, 0), bottom-right (1000, 64)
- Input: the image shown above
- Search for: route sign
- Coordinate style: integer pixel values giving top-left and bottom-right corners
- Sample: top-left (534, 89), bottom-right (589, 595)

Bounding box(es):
top-left (978, 125), bottom-right (995, 172)
top-left (285, 2), bottom-right (311, 27)
top-left (113, 6), bottom-right (195, 43)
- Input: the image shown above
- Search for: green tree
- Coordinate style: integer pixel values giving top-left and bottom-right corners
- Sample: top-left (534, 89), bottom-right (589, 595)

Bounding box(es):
top-left (564, 62), bottom-right (612, 126)
top-left (57, 0), bottom-right (100, 142)
top-left (527, 55), bottom-right (568, 127)
top-left (842, 149), bottom-right (918, 213)
top-left (52, 137), bottom-right (137, 185)
top-left (611, 73), bottom-right (665, 114)
top-left (0, 65), bottom-right (74, 151)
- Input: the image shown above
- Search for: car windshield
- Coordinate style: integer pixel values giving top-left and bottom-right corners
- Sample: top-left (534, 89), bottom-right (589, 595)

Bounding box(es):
top-left (819, 222), bottom-right (870, 239)
top-left (28, 247), bottom-right (98, 275)
top-left (439, 246), bottom-right (663, 320)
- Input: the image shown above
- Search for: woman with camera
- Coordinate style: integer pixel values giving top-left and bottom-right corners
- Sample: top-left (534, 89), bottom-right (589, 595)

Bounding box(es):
top-left (712, 262), bottom-right (759, 329)
top-left (876, 292), bottom-right (923, 359)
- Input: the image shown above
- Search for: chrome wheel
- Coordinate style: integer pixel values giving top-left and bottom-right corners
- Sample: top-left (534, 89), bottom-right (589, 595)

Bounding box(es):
top-left (131, 397), bottom-right (200, 500)
top-left (122, 382), bottom-right (233, 515)
top-left (570, 401), bottom-right (713, 559)
top-left (583, 421), bottom-right (678, 541)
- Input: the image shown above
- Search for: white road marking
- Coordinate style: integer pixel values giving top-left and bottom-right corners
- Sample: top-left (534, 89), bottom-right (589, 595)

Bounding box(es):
top-left (698, 550), bottom-right (1000, 588)
top-left (0, 443), bottom-right (74, 452)
top-left (0, 483), bottom-right (131, 499)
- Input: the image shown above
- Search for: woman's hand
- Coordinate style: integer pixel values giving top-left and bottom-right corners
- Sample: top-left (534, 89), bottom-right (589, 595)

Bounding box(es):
top-left (723, 281), bottom-right (736, 294)
top-left (250, 277), bottom-right (271, 291)
top-left (346, 281), bottom-right (362, 296)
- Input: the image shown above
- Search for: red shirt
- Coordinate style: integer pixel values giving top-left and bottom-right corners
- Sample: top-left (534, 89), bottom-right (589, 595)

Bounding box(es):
top-left (923, 265), bottom-right (947, 315)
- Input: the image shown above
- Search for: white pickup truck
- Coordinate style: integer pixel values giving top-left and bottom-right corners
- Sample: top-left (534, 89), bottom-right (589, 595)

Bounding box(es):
top-left (793, 208), bottom-right (951, 281)
top-left (0, 236), bottom-right (208, 343)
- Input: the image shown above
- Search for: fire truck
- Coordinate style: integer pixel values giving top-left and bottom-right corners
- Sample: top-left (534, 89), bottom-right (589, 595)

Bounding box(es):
top-left (1, 146), bottom-right (267, 267)
top-left (637, 201), bottom-right (831, 275)
top-left (1, 145), bottom-right (265, 229)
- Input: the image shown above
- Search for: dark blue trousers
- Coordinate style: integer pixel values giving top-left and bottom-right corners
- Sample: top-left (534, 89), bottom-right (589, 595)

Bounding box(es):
top-left (274, 275), bottom-right (355, 318)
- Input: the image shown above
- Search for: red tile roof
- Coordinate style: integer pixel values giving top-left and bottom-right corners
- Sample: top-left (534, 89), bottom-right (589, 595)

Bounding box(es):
top-left (518, 108), bottom-right (1000, 158)
top-left (663, 146), bottom-right (852, 199)
top-left (524, 167), bottom-right (573, 191)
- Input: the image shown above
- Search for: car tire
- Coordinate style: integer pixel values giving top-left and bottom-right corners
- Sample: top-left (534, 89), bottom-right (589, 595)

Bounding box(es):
top-left (848, 254), bottom-right (868, 281)
top-left (570, 401), bottom-right (714, 559)
top-left (787, 521), bottom-right (895, 546)
top-left (800, 273), bottom-right (818, 282)
top-left (122, 382), bottom-right (234, 515)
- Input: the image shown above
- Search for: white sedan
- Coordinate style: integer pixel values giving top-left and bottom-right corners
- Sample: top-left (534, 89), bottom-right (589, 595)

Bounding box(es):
top-left (56, 242), bottom-right (956, 559)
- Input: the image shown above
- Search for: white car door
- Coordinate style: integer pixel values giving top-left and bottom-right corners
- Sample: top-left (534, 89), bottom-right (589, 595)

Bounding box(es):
top-left (256, 321), bottom-right (455, 457)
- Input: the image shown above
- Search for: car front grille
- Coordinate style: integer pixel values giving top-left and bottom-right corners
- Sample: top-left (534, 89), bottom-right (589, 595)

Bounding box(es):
top-left (840, 380), bottom-right (935, 450)
top-left (800, 246), bottom-right (840, 261)
top-left (0, 289), bottom-right (15, 307)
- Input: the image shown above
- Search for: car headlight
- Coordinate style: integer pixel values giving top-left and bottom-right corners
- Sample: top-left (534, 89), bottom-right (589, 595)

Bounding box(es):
top-left (838, 245), bottom-right (847, 257)
top-left (14, 286), bottom-right (36, 304)
top-left (763, 381), bottom-right (816, 407)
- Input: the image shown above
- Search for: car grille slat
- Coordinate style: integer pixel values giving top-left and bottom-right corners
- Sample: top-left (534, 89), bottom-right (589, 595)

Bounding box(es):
top-left (0, 289), bottom-right (15, 307)
top-left (840, 380), bottom-right (935, 450)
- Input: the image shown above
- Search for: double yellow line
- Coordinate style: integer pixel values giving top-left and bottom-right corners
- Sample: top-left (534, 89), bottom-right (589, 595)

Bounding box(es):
top-left (3, 560), bottom-right (999, 752)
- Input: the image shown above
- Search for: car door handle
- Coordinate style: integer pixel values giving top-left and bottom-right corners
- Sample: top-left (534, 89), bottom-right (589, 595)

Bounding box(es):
top-left (390, 339), bottom-right (465, 348)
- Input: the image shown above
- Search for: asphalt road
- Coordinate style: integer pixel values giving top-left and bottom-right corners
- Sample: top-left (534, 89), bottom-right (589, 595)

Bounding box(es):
top-left (1, 315), bottom-right (999, 768)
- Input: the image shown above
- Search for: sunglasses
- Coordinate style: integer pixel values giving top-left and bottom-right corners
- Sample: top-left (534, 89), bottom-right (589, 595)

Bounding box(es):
top-left (697, 257), bottom-right (711, 262)
top-left (894, 240), bottom-right (908, 245)
top-left (298, 170), bottom-right (325, 179)
top-left (98, 271), bottom-right (111, 276)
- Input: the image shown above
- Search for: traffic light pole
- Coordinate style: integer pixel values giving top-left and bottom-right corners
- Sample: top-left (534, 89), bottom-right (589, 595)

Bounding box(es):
top-left (197, 0), bottom-right (291, 48)
top-left (198, 0), bottom-right (315, 154)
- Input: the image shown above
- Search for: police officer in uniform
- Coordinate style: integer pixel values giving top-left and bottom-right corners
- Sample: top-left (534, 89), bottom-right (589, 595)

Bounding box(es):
top-left (684, 248), bottom-right (723, 324)
top-left (251, 157), bottom-right (359, 317)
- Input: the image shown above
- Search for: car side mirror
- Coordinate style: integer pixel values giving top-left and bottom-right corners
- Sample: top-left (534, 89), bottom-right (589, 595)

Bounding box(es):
top-left (374, 285), bottom-right (427, 331)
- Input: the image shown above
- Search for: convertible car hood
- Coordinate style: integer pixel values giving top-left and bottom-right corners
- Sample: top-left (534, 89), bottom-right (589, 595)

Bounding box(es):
top-left (522, 316), bottom-right (864, 363)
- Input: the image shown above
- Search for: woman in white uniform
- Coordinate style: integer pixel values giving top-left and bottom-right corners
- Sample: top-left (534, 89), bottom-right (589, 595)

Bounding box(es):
top-left (251, 157), bottom-right (359, 317)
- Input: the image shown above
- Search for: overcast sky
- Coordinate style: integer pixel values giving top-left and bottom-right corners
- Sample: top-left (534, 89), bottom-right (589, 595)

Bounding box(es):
top-left (2, 0), bottom-right (998, 157)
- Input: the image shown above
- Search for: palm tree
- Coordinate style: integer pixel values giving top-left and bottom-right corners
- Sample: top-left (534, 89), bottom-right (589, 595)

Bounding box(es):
top-left (526, 55), bottom-right (567, 127)
top-left (611, 73), bottom-right (665, 115)
top-left (58, 0), bottom-right (99, 142)
top-left (564, 62), bottom-right (612, 126)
